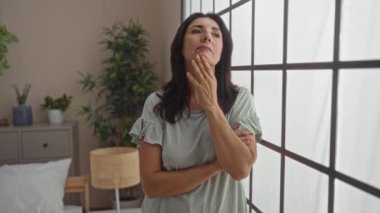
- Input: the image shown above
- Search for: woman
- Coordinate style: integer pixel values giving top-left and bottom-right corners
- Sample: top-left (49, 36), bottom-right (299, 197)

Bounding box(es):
top-left (130, 12), bottom-right (262, 213)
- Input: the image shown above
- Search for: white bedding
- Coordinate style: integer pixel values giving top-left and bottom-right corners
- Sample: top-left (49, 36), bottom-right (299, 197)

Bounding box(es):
top-left (0, 159), bottom-right (72, 213)
top-left (63, 205), bottom-right (83, 213)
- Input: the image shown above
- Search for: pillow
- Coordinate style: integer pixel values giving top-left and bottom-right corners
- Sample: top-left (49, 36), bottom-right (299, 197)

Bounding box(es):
top-left (0, 158), bottom-right (71, 213)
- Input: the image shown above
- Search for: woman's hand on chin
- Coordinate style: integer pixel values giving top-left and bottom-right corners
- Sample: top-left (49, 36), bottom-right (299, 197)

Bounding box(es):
top-left (186, 54), bottom-right (219, 112)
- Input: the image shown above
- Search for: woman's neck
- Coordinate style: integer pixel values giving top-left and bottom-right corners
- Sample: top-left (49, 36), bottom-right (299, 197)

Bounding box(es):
top-left (185, 62), bottom-right (203, 110)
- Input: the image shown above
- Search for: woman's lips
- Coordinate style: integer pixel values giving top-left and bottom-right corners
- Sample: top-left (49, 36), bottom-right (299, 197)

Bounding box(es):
top-left (197, 46), bottom-right (213, 53)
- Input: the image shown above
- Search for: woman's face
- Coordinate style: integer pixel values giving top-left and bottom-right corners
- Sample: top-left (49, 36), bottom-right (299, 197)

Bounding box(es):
top-left (182, 17), bottom-right (223, 67)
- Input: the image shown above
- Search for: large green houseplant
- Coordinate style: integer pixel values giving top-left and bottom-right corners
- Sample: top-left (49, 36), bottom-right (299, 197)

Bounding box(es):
top-left (0, 24), bottom-right (18, 76)
top-left (78, 20), bottom-right (156, 147)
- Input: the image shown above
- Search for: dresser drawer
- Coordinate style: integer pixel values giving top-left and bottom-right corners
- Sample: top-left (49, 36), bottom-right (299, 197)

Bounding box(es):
top-left (21, 130), bottom-right (71, 160)
top-left (0, 132), bottom-right (19, 161)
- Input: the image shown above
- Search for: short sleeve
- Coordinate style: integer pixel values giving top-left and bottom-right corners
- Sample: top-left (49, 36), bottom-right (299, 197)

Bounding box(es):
top-left (129, 92), bottom-right (164, 146)
top-left (227, 88), bottom-right (263, 142)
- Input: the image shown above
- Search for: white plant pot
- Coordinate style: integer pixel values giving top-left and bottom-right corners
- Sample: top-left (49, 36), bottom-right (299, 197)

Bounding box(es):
top-left (48, 109), bottom-right (64, 124)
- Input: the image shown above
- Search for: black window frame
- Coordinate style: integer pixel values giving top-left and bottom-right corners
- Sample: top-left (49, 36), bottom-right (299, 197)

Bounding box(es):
top-left (182, 0), bottom-right (380, 212)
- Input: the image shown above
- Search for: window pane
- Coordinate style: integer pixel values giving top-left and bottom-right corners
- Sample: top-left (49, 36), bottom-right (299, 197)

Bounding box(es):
top-left (191, 0), bottom-right (201, 13)
top-left (285, 158), bottom-right (329, 213)
top-left (254, 71), bottom-right (282, 146)
top-left (254, 0), bottom-right (283, 64)
top-left (232, 1), bottom-right (252, 66)
top-left (335, 180), bottom-right (380, 213)
top-left (286, 70), bottom-right (332, 165)
top-left (201, 0), bottom-right (213, 13)
top-left (288, 0), bottom-right (334, 62)
top-left (252, 145), bottom-right (281, 213)
top-left (340, 0), bottom-right (380, 60)
top-left (221, 12), bottom-right (230, 31)
top-left (184, 0), bottom-right (191, 19)
top-left (231, 71), bottom-right (251, 93)
top-left (337, 69), bottom-right (380, 188)
top-left (215, 0), bottom-right (229, 12)
top-left (232, 0), bottom-right (240, 5)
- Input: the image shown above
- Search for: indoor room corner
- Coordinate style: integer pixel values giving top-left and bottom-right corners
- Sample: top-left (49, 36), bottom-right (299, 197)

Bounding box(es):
top-left (0, 0), bottom-right (180, 211)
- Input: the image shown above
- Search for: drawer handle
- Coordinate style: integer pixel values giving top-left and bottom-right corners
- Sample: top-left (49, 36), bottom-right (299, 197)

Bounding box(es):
top-left (42, 143), bottom-right (48, 148)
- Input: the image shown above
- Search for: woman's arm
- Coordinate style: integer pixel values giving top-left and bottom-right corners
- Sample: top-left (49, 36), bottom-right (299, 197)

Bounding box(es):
top-left (206, 108), bottom-right (257, 180)
top-left (139, 140), bottom-right (222, 198)
top-left (187, 55), bottom-right (257, 180)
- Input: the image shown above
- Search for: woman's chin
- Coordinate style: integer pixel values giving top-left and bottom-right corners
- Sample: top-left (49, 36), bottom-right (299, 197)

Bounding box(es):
top-left (196, 52), bottom-right (216, 66)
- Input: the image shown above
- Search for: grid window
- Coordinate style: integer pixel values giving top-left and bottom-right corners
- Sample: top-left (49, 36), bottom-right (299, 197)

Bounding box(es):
top-left (254, 0), bottom-right (283, 65)
top-left (182, 1), bottom-right (380, 212)
top-left (231, 71), bottom-right (252, 93)
top-left (215, 0), bottom-right (229, 13)
top-left (337, 69), bottom-right (380, 189)
top-left (340, 0), bottom-right (380, 60)
top-left (252, 146), bottom-right (281, 212)
top-left (285, 158), bottom-right (329, 213)
top-left (220, 12), bottom-right (230, 31)
top-left (286, 70), bottom-right (332, 166)
top-left (231, 1), bottom-right (252, 66)
top-left (254, 71), bottom-right (282, 146)
top-left (335, 180), bottom-right (380, 213)
top-left (201, 0), bottom-right (213, 13)
top-left (287, 0), bottom-right (335, 63)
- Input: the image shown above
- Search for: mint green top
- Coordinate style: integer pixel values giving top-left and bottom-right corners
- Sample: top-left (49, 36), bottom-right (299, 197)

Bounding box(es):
top-left (129, 87), bottom-right (262, 213)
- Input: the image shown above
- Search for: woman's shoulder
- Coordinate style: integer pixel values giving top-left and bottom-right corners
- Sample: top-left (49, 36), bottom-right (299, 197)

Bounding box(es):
top-left (228, 86), bottom-right (255, 113)
top-left (235, 86), bottom-right (253, 102)
top-left (146, 90), bottom-right (163, 104)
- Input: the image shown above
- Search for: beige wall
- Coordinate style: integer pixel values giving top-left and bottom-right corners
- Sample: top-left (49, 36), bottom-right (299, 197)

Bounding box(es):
top-left (0, 0), bottom-right (180, 209)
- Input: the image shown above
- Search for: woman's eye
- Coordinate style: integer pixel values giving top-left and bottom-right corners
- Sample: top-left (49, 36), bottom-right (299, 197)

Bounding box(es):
top-left (191, 29), bottom-right (201, 34)
top-left (213, 33), bottom-right (221, 38)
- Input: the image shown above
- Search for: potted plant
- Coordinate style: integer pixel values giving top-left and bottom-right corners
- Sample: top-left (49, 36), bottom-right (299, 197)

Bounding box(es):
top-left (0, 24), bottom-right (18, 76)
top-left (12, 84), bottom-right (33, 126)
top-left (77, 20), bottom-right (156, 208)
top-left (41, 94), bottom-right (72, 124)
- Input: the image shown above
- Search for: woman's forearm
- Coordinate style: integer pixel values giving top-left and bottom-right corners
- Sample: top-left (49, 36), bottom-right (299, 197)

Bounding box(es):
top-left (205, 105), bottom-right (255, 180)
top-left (142, 160), bottom-right (221, 198)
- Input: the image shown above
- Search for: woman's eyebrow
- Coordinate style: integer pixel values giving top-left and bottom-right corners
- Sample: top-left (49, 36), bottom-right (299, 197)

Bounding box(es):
top-left (190, 25), bottom-right (221, 31)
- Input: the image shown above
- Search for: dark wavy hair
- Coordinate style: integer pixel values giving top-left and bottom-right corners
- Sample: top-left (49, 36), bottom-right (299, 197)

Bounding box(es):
top-left (154, 13), bottom-right (238, 123)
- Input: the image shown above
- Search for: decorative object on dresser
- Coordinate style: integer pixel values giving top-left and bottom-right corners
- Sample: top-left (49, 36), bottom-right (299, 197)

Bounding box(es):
top-left (41, 94), bottom-right (72, 124)
top-left (0, 23), bottom-right (18, 76)
top-left (90, 147), bottom-right (140, 213)
top-left (0, 121), bottom-right (80, 206)
top-left (11, 83), bottom-right (33, 126)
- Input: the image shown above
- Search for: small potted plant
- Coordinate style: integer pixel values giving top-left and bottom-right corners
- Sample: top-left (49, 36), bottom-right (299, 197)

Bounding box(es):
top-left (41, 94), bottom-right (72, 124)
top-left (12, 84), bottom-right (33, 126)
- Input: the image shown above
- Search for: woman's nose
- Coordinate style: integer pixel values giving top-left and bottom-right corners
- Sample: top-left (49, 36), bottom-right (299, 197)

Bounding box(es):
top-left (202, 32), bottom-right (212, 43)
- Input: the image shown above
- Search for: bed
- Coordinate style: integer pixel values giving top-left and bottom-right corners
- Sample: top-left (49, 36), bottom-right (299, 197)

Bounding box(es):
top-left (0, 158), bottom-right (89, 213)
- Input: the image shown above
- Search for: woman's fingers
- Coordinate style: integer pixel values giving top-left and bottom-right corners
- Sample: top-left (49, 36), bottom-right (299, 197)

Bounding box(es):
top-left (192, 54), bottom-right (215, 84)
top-left (191, 59), bottom-right (205, 84)
top-left (200, 55), bottom-right (215, 80)
top-left (186, 71), bottom-right (202, 89)
top-left (234, 129), bottom-right (256, 146)
top-left (195, 55), bottom-right (208, 79)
